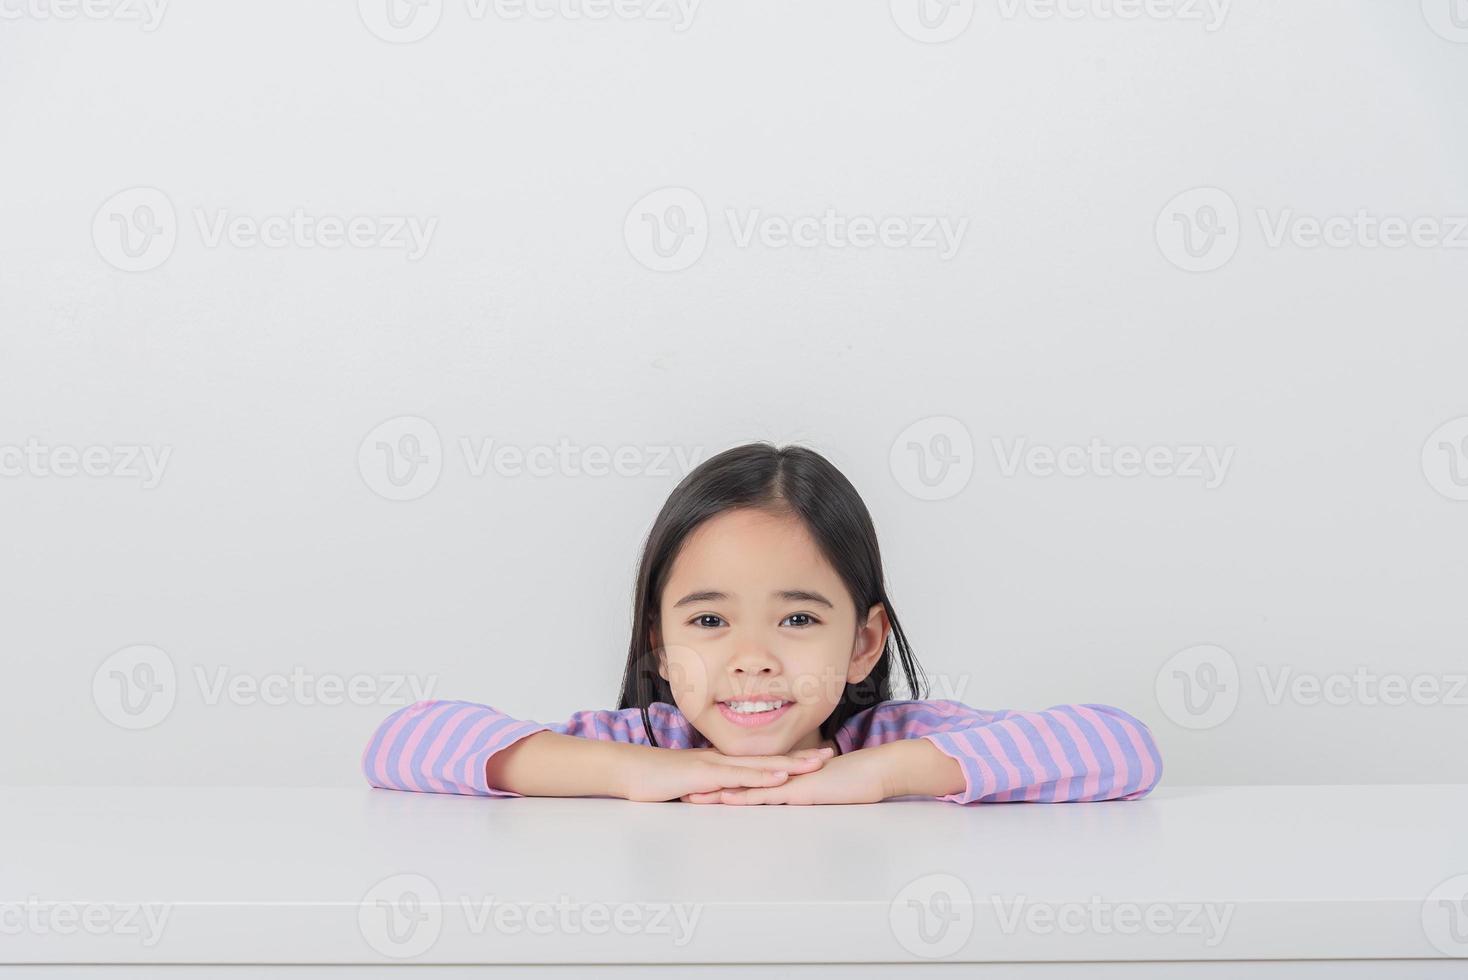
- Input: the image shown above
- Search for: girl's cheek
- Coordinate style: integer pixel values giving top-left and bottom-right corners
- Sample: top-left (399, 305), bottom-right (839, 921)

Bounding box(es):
top-left (791, 655), bottom-right (848, 708)
top-left (660, 646), bottom-right (715, 708)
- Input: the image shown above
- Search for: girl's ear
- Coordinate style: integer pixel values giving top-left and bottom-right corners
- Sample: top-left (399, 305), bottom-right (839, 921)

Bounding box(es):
top-left (650, 625), bottom-right (667, 682)
top-left (846, 602), bottom-right (890, 685)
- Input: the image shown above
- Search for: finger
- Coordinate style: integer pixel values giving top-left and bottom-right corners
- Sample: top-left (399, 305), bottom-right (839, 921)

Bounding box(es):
top-left (720, 750), bottom-right (831, 771)
top-left (735, 748), bottom-right (831, 764)
top-left (681, 791), bottom-right (724, 804)
top-left (717, 754), bottom-right (799, 770)
top-left (721, 765), bottom-right (788, 788)
top-left (722, 787), bottom-right (782, 805)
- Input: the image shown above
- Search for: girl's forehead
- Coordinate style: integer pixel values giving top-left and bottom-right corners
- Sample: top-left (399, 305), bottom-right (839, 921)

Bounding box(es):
top-left (666, 510), bottom-right (836, 585)
top-left (680, 509), bottom-right (814, 555)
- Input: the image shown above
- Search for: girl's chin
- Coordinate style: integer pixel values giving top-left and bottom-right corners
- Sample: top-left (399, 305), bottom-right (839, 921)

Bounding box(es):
top-left (709, 732), bottom-right (796, 756)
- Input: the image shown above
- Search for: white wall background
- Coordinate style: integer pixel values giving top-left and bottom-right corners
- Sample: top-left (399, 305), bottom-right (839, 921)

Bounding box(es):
top-left (1, 0), bottom-right (1465, 788)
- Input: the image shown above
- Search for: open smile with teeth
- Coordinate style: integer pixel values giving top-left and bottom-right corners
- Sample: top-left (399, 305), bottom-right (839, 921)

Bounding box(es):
top-left (716, 698), bottom-right (796, 727)
top-left (720, 699), bottom-right (790, 714)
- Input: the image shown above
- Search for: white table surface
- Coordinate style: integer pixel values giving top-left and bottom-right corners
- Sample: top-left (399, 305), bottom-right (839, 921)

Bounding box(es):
top-left (1, 784), bottom-right (1464, 966)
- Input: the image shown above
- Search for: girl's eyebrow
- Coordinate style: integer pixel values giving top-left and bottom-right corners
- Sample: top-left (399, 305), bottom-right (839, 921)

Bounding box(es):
top-left (673, 589), bottom-right (836, 609)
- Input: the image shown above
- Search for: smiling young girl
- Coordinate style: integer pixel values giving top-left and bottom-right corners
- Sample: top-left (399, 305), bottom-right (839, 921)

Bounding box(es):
top-left (362, 442), bottom-right (1162, 805)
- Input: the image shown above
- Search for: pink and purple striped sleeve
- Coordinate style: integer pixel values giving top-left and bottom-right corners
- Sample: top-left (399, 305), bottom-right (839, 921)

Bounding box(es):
top-left (360, 699), bottom-right (700, 797)
top-left (837, 699), bottom-right (1163, 804)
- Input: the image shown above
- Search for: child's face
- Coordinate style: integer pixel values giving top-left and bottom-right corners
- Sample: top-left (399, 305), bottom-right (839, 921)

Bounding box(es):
top-left (653, 507), bottom-right (889, 757)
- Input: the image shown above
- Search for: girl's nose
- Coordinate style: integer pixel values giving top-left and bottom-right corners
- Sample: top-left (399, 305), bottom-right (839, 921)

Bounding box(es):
top-left (728, 642), bottom-right (779, 676)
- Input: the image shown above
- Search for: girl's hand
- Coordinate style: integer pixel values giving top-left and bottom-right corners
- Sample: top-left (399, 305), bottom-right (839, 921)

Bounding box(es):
top-left (682, 744), bottom-right (905, 805)
top-left (620, 745), bottom-right (835, 803)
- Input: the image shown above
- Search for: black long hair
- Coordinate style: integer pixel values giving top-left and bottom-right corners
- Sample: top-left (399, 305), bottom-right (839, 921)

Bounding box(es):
top-left (615, 441), bottom-right (927, 747)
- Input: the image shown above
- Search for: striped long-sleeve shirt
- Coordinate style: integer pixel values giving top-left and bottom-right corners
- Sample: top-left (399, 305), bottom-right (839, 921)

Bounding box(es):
top-left (361, 698), bottom-right (1162, 804)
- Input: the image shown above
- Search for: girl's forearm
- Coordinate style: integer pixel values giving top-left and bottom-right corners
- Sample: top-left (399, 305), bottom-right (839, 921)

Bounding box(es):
top-left (877, 738), bottom-right (967, 799)
top-left (484, 730), bottom-right (649, 798)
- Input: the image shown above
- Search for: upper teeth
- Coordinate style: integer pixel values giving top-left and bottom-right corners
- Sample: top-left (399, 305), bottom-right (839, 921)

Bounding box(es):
top-left (725, 700), bottom-right (787, 713)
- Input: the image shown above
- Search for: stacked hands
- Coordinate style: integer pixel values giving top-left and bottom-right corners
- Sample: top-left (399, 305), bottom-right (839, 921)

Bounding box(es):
top-left (625, 743), bottom-right (919, 806)
top-left (477, 719), bottom-right (959, 805)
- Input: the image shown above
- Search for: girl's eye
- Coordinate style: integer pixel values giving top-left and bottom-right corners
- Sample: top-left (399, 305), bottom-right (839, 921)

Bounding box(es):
top-left (689, 613), bottom-right (820, 629)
